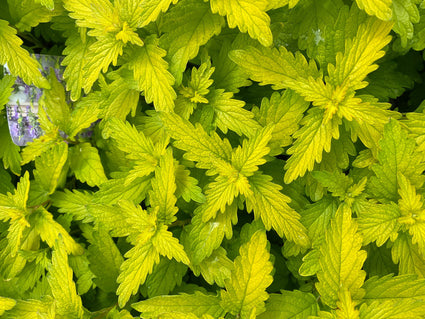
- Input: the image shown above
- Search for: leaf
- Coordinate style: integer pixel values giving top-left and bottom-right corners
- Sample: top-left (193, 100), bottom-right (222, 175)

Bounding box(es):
top-left (221, 231), bottom-right (273, 317)
top-left (47, 238), bottom-right (85, 318)
top-left (246, 173), bottom-right (309, 247)
top-left (0, 118), bottom-right (21, 175)
top-left (209, 0), bottom-right (272, 46)
top-left (62, 33), bottom-right (95, 101)
top-left (30, 207), bottom-right (84, 255)
top-left (208, 89), bottom-right (261, 138)
top-left (174, 163), bottom-right (205, 203)
top-left (0, 19), bottom-right (48, 88)
top-left (21, 130), bottom-right (63, 165)
top-left (232, 125), bottom-right (273, 177)
top-left (355, 0), bottom-right (392, 21)
top-left (8, 0), bottom-right (58, 31)
top-left (69, 143), bottom-right (107, 187)
top-left (284, 108), bottom-right (340, 184)
top-left (132, 0), bottom-right (178, 28)
top-left (117, 240), bottom-right (159, 308)
top-left (359, 299), bottom-right (425, 319)
top-left (392, 0), bottom-right (420, 47)
top-left (87, 227), bottom-right (124, 293)
top-left (160, 0), bottom-right (223, 85)
top-left (316, 205), bottom-right (367, 308)
top-left (152, 226), bottom-right (190, 265)
top-left (149, 149), bottom-right (178, 224)
top-left (392, 232), bottom-right (425, 277)
top-left (329, 17), bottom-right (393, 90)
top-left (369, 119), bottom-right (425, 202)
top-left (0, 75), bottom-right (15, 112)
top-left (0, 296), bottom-right (16, 316)
top-left (356, 200), bottom-right (400, 247)
top-left (145, 257), bottom-right (188, 297)
top-left (33, 142), bottom-right (68, 194)
top-left (51, 189), bottom-right (94, 222)
top-left (1, 298), bottom-right (55, 319)
top-left (132, 291), bottom-right (226, 318)
top-left (257, 290), bottom-right (319, 319)
top-left (254, 90), bottom-right (309, 154)
top-left (127, 35), bottom-right (176, 111)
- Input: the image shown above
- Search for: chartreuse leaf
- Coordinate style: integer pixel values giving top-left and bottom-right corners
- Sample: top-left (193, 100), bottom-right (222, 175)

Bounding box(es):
top-left (209, 0), bottom-right (272, 47)
top-left (1, 298), bottom-right (55, 319)
top-left (246, 173), bottom-right (309, 247)
top-left (355, 0), bottom-right (392, 21)
top-left (62, 33), bottom-right (96, 101)
top-left (152, 225), bottom-right (190, 264)
top-left (392, 232), bottom-right (425, 277)
top-left (33, 142), bottom-right (68, 195)
top-left (47, 238), bottom-right (86, 318)
top-left (316, 205), bottom-right (367, 308)
top-left (397, 173), bottom-right (425, 255)
top-left (253, 90), bottom-right (309, 154)
top-left (392, 0), bottom-right (420, 47)
top-left (52, 189), bottom-right (94, 222)
top-left (66, 100), bottom-right (101, 139)
top-left (0, 117), bottom-right (21, 175)
top-left (180, 60), bottom-right (215, 104)
top-left (0, 75), bottom-right (15, 112)
top-left (356, 200), bottom-right (400, 247)
top-left (369, 119), bottom-right (425, 202)
top-left (129, 0), bottom-right (178, 28)
top-left (149, 149), bottom-right (178, 224)
top-left (8, 0), bottom-right (58, 31)
top-left (335, 288), bottom-right (360, 319)
top-left (284, 108), bottom-right (340, 184)
top-left (221, 230), bottom-right (273, 317)
top-left (69, 143), bottom-right (107, 187)
top-left (266, 0), bottom-right (300, 10)
top-left (132, 291), bottom-right (225, 318)
top-left (257, 290), bottom-right (319, 318)
top-left (127, 35), bottom-right (176, 111)
top-left (0, 20), bottom-right (48, 88)
top-left (360, 274), bottom-right (425, 318)
top-left (0, 297), bottom-right (16, 316)
top-left (21, 131), bottom-right (63, 165)
top-left (329, 18), bottom-right (393, 91)
top-left (174, 163), bottom-right (205, 203)
top-left (160, 0), bottom-right (224, 85)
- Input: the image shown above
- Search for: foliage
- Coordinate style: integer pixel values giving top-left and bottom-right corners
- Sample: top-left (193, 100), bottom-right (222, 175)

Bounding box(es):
top-left (1, 0), bottom-right (425, 318)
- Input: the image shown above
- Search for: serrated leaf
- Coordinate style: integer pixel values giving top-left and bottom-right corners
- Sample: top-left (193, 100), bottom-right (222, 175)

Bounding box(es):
top-left (174, 163), bottom-right (205, 203)
top-left (132, 0), bottom-right (178, 28)
top-left (209, 0), bottom-right (272, 46)
top-left (127, 35), bottom-right (176, 112)
top-left (246, 173), bottom-right (309, 247)
top-left (63, 0), bottom-right (116, 31)
top-left (1, 297), bottom-right (55, 319)
top-left (149, 149), bottom-right (178, 224)
top-left (66, 101), bottom-right (100, 139)
top-left (51, 189), bottom-right (94, 222)
top-left (47, 238), bottom-right (85, 318)
top-left (145, 257), bottom-right (188, 297)
top-left (356, 200), bottom-right (400, 247)
top-left (0, 118), bottom-right (21, 175)
top-left (87, 227), bottom-right (123, 293)
top-left (392, 232), bottom-right (425, 277)
top-left (0, 19), bottom-right (48, 88)
top-left (0, 75), bottom-right (15, 112)
top-left (33, 142), bottom-right (68, 194)
top-left (8, 0), bottom-right (58, 31)
top-left (152, 226), bottom-right (190, 265)
top-left (355, 0), bottom-right (392, 21)
top-left (160, 0), bottom-right (223, 85)
top-left (132, 291), bottom-right (226, 318)
top-left (21, 129), bottom-right (62, 165)
top-left (117, 240), bottom-right (159, 308)
top-left (221, 231), bottom-right (273, 317)
top-left (69, 143), bottom-right (107, 187)
top-left (359, 299), bottom-right (425, 319)
top-left (369, 119), bottom-right (425, 202)
top-left (316, 205), bottom-right (367, 308)
top-left (0, 296), bottom-right (16, 315)
top-left (311, 170), bottom-right (352, 199)
top-left (257, 290), bottom-right (319, 319)
top-left (392, 0), bottom-right (420, 47)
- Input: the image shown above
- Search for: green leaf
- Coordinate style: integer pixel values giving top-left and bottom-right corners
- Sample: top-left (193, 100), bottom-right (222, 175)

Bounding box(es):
top-left (392, 232), bottom-right (425, 277)
top-left (0, 75), bottom-right (15, 112)
top-left (257, 290), bottom-right (319, 319)
top-left (0, 296), bottom-right (16, 316)
top-left (51, 189), bottom-right (94, 222)
top-left (355, 0), bottom-right (392, 21)
top-left (33, 142), bottom-right (68, 195)
top-left (145, 257), bottom-right (188, 297)
top-left (152, 226), bottom-right (190, 265)
top-left (127, 35), bottom-right (176, 112)
top-left (148, 149), bottom-right (178, 224)
top-left (221, 230), bottom-right (273, 317)
top-left (284, 108), bottom-right (340, 184)
top-left (369, 119), bottom-right (425, 202)
top-left (87, 227), bottom-right (123, 293)
top-left (0, 19), bottom-right (48, 88)
top-left (174, 163), bottom-right (205, 203)
top-left (21, 130), bottom-right (63, 165)
top-left (246, 173), bottom-right (309, 247)
top-left (67, 100), bottom-right (101, 139)
top-left (254, 90), bottom-right (309, 154)
top-left (0, 118), bottom-right (21, 175)
top-left (47, 238), bottom-right (85, 318)
top-left (392, 0), bottom-right (420, 47)
top-left (1, 298), bottom-right (55, 319)
top-left (160, 0), bottom-right (223, 85)
top-left (356, 200), bottom-right (400, 247)
top-left (316, 205), bottom-right (367, 308)
top-left (359, 299), bottom-right (425, 319)
top-left (209, 0), bottom-right (272, 46)
top-left (131, 0), bottom-right (178, 28)
top-left (117, 240), bottom-right (159, 308)
top-left (132, 291), bottom-right (226, 318)
top-left (69, 143), bottom-right (108, 187)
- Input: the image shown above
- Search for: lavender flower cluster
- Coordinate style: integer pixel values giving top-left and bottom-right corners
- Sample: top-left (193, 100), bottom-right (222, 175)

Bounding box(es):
top-left (5, 54), bottom-right (64, 146)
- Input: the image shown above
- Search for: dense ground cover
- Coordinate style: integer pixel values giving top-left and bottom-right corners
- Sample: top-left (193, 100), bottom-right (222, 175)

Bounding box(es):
top-left (1, 0), bottom-right (425, 318)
